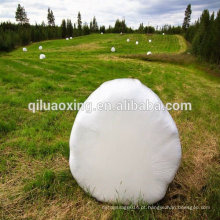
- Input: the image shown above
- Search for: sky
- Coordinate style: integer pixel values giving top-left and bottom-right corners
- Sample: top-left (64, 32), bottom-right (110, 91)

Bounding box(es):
top-left (0, 0), bottom-right (219, 28)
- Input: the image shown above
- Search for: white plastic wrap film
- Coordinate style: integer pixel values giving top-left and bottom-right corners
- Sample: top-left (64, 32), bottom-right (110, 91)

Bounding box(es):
top-left (69, 78), bottom-right (181, 204)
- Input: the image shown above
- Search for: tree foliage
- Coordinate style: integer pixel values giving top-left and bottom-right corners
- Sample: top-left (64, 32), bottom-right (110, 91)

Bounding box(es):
top-left (90, 17), bottom-right (98, 32)
top-left (61, 19), bottom-right (67, 38)
top-left (182, 4), bottom-right (192, 31)
top-left (0, 22), bottom-right (61, 51)
top-left (47, 8), bottom-right (55, 26)
top-left (15, 4), bottom-right (29, 25)
top-left (67, 19), bottom-right (73, 37)
top-left (83, 22), bottom-right (90, 35)
top-left (138, 23), bottom-right (144, 33)
top-left (100, 25), bottom-right (105, 33)
top-left (114, 19), bottom-right (127, 33)
top-left (186, 9), bottom-right (220, 64)
top-left (77, 12), bottom-right (82, 34)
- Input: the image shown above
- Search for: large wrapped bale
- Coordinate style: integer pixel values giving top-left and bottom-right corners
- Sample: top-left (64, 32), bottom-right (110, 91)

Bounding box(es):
top-left (69, 78), bottom-right (181, 204)
top-left (23, 48), bottom-right (27, 52)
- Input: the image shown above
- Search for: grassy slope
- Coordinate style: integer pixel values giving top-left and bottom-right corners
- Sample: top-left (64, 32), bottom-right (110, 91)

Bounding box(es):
top-left (0, 34), bottom-right (219, 220)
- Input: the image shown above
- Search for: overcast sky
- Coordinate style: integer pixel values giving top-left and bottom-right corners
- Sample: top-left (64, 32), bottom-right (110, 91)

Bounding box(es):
top-left (0, 0), bottom-right (219, 28)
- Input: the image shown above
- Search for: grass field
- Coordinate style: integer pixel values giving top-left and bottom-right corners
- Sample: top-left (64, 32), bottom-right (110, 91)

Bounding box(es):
top-left (0, 33), bottom-right (219, 220)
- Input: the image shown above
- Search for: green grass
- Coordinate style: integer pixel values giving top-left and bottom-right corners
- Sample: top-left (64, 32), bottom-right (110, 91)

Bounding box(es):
top-left (0, 33), bottom-right (219, 220)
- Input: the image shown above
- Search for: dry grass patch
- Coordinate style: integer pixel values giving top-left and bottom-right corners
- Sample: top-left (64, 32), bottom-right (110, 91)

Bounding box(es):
top-left (122, 53), bottom-right (196, 65)
top-left (187, 131), bottom-right (218, 190)
top-left (154, 116), bottom-right (219, 219)
top-left (0, 147), bottom-right (68, 218)
top-left (61, 43), bottom-right (103, 52)
top-left (13, 59), bottom-right (55, 74)
top-left (175, 35), bottom-right (188, 54)
top-left (97, 54), bottom-right (130, 62)
top-left (22, 197), bottom-right (112, 220)
top-left (0, 146), bottom-right (112, 220)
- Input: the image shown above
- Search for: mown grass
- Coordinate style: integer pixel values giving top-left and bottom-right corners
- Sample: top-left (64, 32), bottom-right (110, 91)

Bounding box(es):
top-left (0, 33), bottom-right (219, 220)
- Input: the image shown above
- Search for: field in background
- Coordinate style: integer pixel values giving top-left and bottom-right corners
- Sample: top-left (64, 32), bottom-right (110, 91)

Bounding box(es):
top-left (0, 34), bottom-right (219, 220)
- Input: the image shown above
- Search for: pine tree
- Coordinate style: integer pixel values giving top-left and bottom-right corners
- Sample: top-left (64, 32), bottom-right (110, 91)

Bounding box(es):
top-left (92, 17), bottom-right (98, 32)
top-left (47, 8), bottom-right (55, 26)
top-left (73, 23), bottom-right (77, 36)
top-left (82, 22), bottom-right (90, 35)
top-left (15, 4), bottom-right (29, 25)
top-left (89, 21), bottom-right (93, 31)
top-left (121, 19), bottom-right (127, 33)
top-left (77, 12), bottom-right (82, 32)
top-left (67, 19), bottom-right (73, 37)
top-left (182, 4), bottom-right (192, 31)
top-left (199, 10), bottom-right (210, 59)
top-left (213, 10), bottom-right (220, 63)
top-left (113, 19), bottom-right (127, 33)
top-left (192, 10), bottom-right (212, 60)
top-left (61, 19), bottom-right (67, 38)
top-left (138, 23), bottom-right (144, 33)
top-left (100, 25), bottom-right (105, 33)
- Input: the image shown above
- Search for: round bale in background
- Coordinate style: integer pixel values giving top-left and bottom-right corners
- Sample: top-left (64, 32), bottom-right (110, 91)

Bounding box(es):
top-left (39, 54), bottom-right (46, 59)
top-left (111, 47), bottom-right (116, 52)
top-left (69, 78), bottom-right (182, 205)
top-left (39, 46), bottom-right (43, 50)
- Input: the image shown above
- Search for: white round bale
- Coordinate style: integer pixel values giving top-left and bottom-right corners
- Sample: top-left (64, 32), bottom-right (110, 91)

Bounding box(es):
top-left (147, 51), bottom-right (152, 55)
top-left (39, 54), bottom-right (46, 59)
top-left (70, 37), bottom-right (73, 39)
top-left (127, 39), bottom-right (130, 42)
top-left (39, 46), bottom-right (43, 50)
top-left (66, 38), bottom-right (69, 40)
top-left (101, 32), bottom-right (103, 35)
top-left (23, 48), bottom-right (27, 52)
top-left (149, 39), bottom-right (152, 43)
top-left (69, 78), bottom-right (181, 205)
top-left (162, 33), bottom-right (165, 35)
top-left (111, 47), bottom-right (116, 52)
top-left (136, 41), bottom-right (139, 45)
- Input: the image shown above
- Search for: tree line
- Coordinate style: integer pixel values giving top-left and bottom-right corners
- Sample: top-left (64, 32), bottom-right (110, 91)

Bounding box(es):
top-left (184, 6), bottom-right (220, 64)
top-left (0, 4), bottom-right (156, 52)
top-left (0, 5), bottom-right (61, 52)
top-left (160, 4), bottom-right (220, 64)
top-left (0, 4), bottom-right (219, 64)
